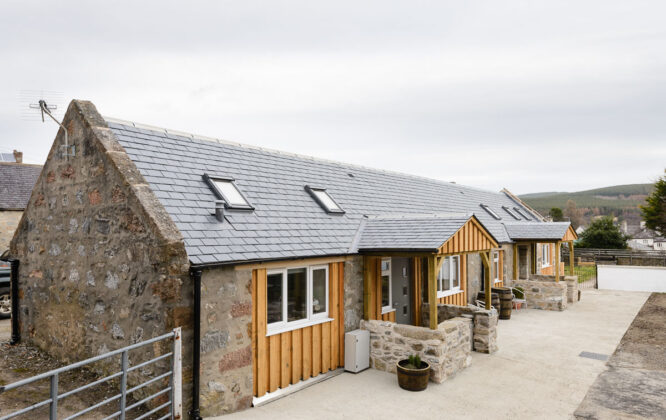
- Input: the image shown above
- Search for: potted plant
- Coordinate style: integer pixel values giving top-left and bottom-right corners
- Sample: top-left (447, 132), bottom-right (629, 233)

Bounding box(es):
top-left (396, 354), bottom-right (430, 391)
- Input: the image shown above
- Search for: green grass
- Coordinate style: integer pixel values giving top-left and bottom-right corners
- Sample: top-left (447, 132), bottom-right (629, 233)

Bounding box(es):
top-left (574, 266), bottom-right (596, 283)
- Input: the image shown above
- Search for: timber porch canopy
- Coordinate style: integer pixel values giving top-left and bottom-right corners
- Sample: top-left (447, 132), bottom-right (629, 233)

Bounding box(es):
top-left (503, 221), bottom-right (578, 282)
top-left (355, 213), bottom-right (499, 329)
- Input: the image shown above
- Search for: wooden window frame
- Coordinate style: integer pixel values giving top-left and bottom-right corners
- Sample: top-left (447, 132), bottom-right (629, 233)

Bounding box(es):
top-left (380, 257), bottom-right (393, 314)
top-left (437, 255), bottom-right (461, 298)
top-left (266, 265), bottom-right (332, 336)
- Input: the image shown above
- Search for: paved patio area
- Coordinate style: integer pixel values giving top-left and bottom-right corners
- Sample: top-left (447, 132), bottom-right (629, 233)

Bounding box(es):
top-left (215, 290), bottom-right (650, 420)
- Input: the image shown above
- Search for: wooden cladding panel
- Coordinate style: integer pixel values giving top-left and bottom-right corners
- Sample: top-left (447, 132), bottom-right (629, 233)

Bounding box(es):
top-left (380, 311), bottom-right (396, 322)
top-left (439, 218), bottom-right (498, 255)
top-left (252, 262), bottom-right (345, 398)
top-left (563, 226), bottom-right (577, 242)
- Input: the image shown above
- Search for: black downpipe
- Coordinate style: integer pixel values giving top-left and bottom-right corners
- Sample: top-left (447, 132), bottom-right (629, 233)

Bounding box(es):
top-left (190, 268), bottom-right (202, 420)
top-left (10, 259), bottom-right (20, 345)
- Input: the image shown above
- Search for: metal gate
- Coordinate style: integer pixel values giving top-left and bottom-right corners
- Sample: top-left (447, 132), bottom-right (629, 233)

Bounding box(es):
top-left (0, 328), bottom-right (182, 420)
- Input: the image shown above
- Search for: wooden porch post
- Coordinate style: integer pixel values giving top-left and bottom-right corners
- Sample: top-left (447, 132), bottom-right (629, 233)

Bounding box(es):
top-left (512, 243), bottom-right (518, 280)
top-left (428, 255), bottom-right (438, 330)
top-left (481, 252), bottom-right (491, 310)
top-left (555, 241), bottom-right (561, 283)
top-left (569, 240), bottom-right (575, 276)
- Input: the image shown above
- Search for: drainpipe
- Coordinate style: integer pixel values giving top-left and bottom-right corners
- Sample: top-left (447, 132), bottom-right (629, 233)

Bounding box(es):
top-left (6, 259), bottom-right (20, 345)
top-left (190, 267), bottom-right (203, 420)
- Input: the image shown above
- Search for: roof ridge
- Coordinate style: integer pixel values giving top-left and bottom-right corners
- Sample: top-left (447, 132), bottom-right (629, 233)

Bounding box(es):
top-left (103, 115), bottom-right (504, 196)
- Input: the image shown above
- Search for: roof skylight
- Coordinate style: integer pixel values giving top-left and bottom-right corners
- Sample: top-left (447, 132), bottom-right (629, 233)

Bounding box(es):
top-left (502, 206), bottom-right (521, 220)
top-left (479, 204), bottom-right (501, 220)
top-left (513, 207), bottom-right (532, 221)
top-left (204, 174), bottom-right (254, 210)
top-left (305, 186), bottom-right (345, 214)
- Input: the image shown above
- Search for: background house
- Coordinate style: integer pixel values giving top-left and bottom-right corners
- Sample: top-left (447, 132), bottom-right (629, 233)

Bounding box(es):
top-left (0, 151), bottom-right (42, 251)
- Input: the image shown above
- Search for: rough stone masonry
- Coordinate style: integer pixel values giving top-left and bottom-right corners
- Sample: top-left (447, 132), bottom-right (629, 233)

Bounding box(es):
top-left (9, 101), bottom-right (194, 407)
top-left (362, 318), bottom-right (473, 383)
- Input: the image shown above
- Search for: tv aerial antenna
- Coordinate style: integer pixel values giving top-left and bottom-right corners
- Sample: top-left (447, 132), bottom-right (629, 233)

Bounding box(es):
top-left (21, 90), bottom-right (75, 160)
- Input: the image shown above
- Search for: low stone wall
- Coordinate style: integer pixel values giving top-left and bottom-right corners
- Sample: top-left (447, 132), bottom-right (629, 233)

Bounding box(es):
top-left (421, 303), bottom-right (498, 354)
top-left (361, 318), bottom-right (472, 383)
top-left (531, 274), bottom-right (579, 303)
top-left (510, 279), bottom-right (567, 311)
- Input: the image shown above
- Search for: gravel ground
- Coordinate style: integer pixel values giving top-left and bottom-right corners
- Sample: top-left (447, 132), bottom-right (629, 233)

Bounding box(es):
top-left (0, 319), bottom-right (159, 419)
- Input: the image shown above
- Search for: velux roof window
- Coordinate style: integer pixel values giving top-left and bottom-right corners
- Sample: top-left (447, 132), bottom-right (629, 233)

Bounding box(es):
top-left (204, 174), bottom-right (254, 210)
top-left (502, 206), bottom-right (521, 220)
top-left (479, 204), bottom-right (501, 220)
top-left (305, 186), bottom-right (345, 214)
top-left (513, 207), bottom-right (532, 221)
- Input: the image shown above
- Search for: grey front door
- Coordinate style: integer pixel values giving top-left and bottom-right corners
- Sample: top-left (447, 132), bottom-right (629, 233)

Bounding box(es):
top-left (391, 257), bottom-right (412, 325)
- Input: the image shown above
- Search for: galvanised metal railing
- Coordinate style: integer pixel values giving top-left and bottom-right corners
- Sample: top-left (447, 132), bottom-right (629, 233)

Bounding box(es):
top-left (0, 328), bottom-right (182, 420)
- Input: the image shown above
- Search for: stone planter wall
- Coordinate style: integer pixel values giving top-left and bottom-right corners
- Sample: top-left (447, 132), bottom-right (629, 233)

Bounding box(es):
top-left (421, 303), bottom-right (498, 354)
top-left (509, 279), bottom-right (567, 311)
top-left (361, 318), bottom-right (472, 383)
top-left (530, 274), bottom-right (579, 303)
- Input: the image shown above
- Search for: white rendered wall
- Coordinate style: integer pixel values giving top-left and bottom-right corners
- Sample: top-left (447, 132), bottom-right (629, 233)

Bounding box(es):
top-left (597, 265), bottom-right (666, 292)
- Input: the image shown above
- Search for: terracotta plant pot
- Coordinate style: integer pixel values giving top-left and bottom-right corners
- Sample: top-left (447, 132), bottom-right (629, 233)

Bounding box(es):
top-left (396, 359), bottom-right (430, 391)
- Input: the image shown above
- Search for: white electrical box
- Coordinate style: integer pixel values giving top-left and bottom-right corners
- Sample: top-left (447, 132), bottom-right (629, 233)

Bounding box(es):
top-left (344, 329), bottom-right (370, 373)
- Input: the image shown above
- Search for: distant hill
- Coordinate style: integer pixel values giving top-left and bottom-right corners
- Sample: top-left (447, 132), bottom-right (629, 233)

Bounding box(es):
top-left (520, 183), bottom-right (654, 218)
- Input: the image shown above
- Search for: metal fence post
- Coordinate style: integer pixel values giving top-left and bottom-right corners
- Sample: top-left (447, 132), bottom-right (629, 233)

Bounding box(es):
top-left (50, 373), bottom-right (58, 419)
top-left (120, 350), bottom-right (128, 420)
top-left (172, 327), bottom-right (183, 420)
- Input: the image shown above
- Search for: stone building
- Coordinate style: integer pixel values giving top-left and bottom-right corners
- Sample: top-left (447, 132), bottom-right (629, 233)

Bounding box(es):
top-left (0, 152), bottom-right (42, 251)
top-left (9, 100), bottom-right (576, 417)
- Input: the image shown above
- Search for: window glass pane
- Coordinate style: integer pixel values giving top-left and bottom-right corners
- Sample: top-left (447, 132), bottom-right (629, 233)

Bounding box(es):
top-left (267, 272), bottom-right (283, 324)
top-left (287, 268), bottom-right (307, 322)
top-left (214, 180), bottom-right (249, 206)
top-left (312, 268), bottom-right (327, 315)
top-left (381, 275), bottom-right (390, 307)
top-left (451, 257), bottom-right (459, 288)
top-left (442, 258), bottom-right (451, 291)
top-left (313, 190), bottom-right (341, 212)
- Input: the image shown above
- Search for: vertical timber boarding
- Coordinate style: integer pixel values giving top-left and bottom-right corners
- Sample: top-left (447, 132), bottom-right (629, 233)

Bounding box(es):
top-left (252, 262), bottom-right (345, 398)
top-left (363, 256), bottom-right (396, 322)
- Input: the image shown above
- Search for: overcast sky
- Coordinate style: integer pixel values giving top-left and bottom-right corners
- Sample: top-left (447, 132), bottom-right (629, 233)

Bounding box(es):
top-left (1, 1), bottom-right (665, 194)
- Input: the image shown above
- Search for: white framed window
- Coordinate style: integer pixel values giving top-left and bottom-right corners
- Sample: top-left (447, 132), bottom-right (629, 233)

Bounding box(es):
top-left (541, 244), bottom-right (551, 268)
top-left (266, 264), bottom-right (330, 335)
top-left (492, 252), bottom-right (500, 283)
top-left (203, 174), bottom-right (254, 210)
top-left (381, 258), bottom-right (393, 313)
top-left (305, 185), bottom-right (345, 214)
top-left (437, 255), bottom-right (461, 297)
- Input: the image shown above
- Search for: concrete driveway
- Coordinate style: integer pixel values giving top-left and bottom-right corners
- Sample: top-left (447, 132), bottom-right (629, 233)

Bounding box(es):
top-left (216, 290), bottom-right (649, 420)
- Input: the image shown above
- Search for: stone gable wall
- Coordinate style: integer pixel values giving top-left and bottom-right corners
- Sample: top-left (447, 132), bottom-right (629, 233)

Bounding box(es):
top-left (199, 266), bottom-right (253, 416)
top-left (9, 101), bottom-right (192, 405)
top-left (361, 318), bottom-right (472, 383)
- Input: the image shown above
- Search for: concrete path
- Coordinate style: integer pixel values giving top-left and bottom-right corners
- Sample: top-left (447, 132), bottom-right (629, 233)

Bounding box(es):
top-left (575, 293), bottom-right (666, 419)
top-left (215, 290), bottom-right (649, 420)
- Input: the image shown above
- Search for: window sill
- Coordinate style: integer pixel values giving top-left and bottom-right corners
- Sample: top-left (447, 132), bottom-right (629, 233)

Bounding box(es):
top-left (437, 289), bottom-right (463, 299)
top-left (493, 279), bottom-right (502, 284)
top-left (381, 308), bottom-right (396, 315)
top-left (267, 317), bottom-right (334, 337)
top-left (541, 264), bottom-right (551, 269)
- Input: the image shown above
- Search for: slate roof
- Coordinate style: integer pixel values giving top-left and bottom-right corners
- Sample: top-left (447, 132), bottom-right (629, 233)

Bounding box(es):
top-left (356, 214), bottom-right (474, 252)
top-left (105, 118), bottom-right (547, 265)
top-left (503, 222), bottom-right (572, 241)
top-left (0, 163), bottom-right (43, 210)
